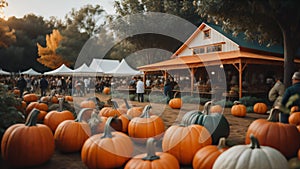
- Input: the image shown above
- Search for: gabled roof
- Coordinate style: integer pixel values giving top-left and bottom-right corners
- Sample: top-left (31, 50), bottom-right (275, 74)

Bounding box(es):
top-left (44, 64), bottom-right (74, 75)
top-left (106, 59), bottom-right (143, 76)
top-left (89, 59), bottom-right (119, 73)
top-left (21, 68), bottom-right (41, 75)
top-left (0, 69), bottom-right (10, 75)
top-left (172, 22), bottom-right (283, 58)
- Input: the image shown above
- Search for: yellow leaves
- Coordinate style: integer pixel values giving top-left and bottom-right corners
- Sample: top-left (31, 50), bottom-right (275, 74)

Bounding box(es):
top-left (37, 29), bottom-right (69, 69)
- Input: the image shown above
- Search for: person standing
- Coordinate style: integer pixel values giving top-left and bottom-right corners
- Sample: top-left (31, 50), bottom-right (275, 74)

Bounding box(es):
top-left (268, 75), bottom-right (285, 108)
top-left (164, 79), bottom-right (173, 104)
top-left (16, 74), bottom-right (27, 98)
top-left (136, 77), bottom-right (144, 102)
top-left (281, 72), bottom-right (300, 123)
top-left (40, 75), bottom-right (49, 96)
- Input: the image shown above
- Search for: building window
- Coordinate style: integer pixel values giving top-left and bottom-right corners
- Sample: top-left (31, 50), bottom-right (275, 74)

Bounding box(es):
top-left (207, 44), bottom-right (222, 53)
top-left (203, 29), bottom-right (211, 39)
top-left (194, 47), bottom-right (205, 54)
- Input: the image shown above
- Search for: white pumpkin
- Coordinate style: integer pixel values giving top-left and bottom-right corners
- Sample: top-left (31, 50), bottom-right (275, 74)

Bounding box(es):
top-left (213, 135), bottom-right (288, 169)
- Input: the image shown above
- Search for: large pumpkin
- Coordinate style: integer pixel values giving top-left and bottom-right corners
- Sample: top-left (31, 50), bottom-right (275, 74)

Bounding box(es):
top-left (253, 102), bottom-right (268, 114)
top-left (81, 117), bottom-right (134, 169)
top-left (25, 101), bottom-right (48, 115)
top-left (245, 108), bottom-right (300, 159)
top-left (213, 135), bottom-right (288, 169)
top-left (54, 109), bottom-right (91, 153)
top-left (231, 101), bottom-right (247, 117)
top-left (181, 101), bottom-right (230, 144)
top-left (23, 93), bottom-right (38, 103)
top-left (162, 123), bottom-right (212, 165)
top-left (128, 105), bottom-right (165, 142)
top-left (193, 137), bottom-right (228, 169)
top-left (44, 98), bottom-right (75, 132)
top-left (1, 109), bottom-right (54, 168)
top-left (125, 138), bottom-right (180, 169)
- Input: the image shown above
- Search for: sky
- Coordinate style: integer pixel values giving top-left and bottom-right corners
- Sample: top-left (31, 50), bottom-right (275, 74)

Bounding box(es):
top-left (3, 0), bottom-right (116, 20)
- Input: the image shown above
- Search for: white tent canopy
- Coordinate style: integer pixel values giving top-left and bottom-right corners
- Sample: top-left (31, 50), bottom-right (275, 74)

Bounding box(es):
top-left (44, 64), bottom-right (74, 75)
top-left (106, 59), bottom-right (143, 76)
top-left (0, 69), bottom-right (10, 75)
top-left (21, 68), bottom-right (41, 75)
top-left (89, 59), bottom-right (119, 73)
top-left (73, 63), bottom-right (98, 76)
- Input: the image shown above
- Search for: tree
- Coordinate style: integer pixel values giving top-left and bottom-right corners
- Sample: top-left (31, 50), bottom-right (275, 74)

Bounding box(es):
top-left (0, 0), bottom-right (15, 48)
top-left (56, 4), bottom-right (106, 66)
top-left (194, 0), bottom-right (300, 87)
top-left (37, 29), bottom-right (69, 69)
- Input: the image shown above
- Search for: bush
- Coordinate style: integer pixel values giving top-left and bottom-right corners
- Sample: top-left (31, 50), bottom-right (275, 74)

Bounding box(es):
top-left (238, 96), bottom-right (266, 107)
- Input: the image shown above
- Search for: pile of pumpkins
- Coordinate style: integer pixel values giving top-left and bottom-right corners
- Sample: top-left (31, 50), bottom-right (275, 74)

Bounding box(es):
top-left (2, 93), bottom-right (300, 169)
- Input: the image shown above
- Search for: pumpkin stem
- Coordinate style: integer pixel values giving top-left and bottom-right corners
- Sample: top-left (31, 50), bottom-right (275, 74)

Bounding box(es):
top-left (123, 98), bottom-right (131, 109)
top-left (249, 134), bottom-right (260, 149)
top-left (76, 108), bottom-right (93, 122)
top-left (88, 111), bottom-right (102, 134)
top-left (101, 117), bottom-right (114, 138)
top-left (112, 100), bottom-right (119, 109)
top-left (140, 105), bottom-right (152, 118)
top-left (267, 108), bottom-right (280, 122)
top-left (58, 98), bottom-right (64, 111)
top-left (203, 101), bottom-right (212, 115)
top-left (142, 138), bottom-right (160, 161)
top-left (25, 108), bottom-right (40, 126)
top-left (217, 137), bottom-right (227, 149)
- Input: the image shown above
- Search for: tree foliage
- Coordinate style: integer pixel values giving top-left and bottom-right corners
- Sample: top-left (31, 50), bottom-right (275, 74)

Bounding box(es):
top-left (37, 29), bottom-right (69, 69)
top-left (194, 0), bottom-right (300, 86)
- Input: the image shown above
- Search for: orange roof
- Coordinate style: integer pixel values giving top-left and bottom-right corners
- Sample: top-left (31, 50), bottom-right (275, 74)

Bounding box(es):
top-left (138, 50), bottom-right (299, 71)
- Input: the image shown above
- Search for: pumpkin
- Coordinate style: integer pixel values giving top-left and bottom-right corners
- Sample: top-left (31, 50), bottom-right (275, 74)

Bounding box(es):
top-left (245, 108), bottom-right (300, 159)
top-left (289, 112), bottom-right (300, 125)
top-left (99, 105), bottom-right (121, 117)
top-left (181, 101), bottom-right (230, 144)
top-left (88, 111), bottom-right (107, 134)
top-left (25, 101), bottom-right (48, 115)
top-left (81, 117), bottom-right (134, 169)
top-left (128, 105), bottom-right (165, 142)
top-left (169, 98), bottom-right (182, 109)
top-left (40, 95), bottom-right (59, 104)
top-left (231, 101), bottom-right (247, 117)
top-left (12, 89), bottom-right (20, 97)
top-left (209, 104), bottom-right (223, 113)
top-left (213, 135), bottom-right (288, 169)
top-left (80, 100), bottom-right (96, 109)
top-left (54, 109), bottom-right (91, 153)
top-left (118, 114), bottom-right (130, 133)
top-left (23, 93), bottom-right (38, 103)
top-left (64, 95), bottom-right (73, 102)
top-left (103, 87), bottom-right (111, 94)
top-left (44, 98), bottom-right (75, 132)
top-left (127, 107), bottom-right (143, 118)
top-left (162, 123), bottom-right (212, 165)
top-left (291, 106), bottom-right (299, 113)
top-left (253, 102), bottom-right (268, 114)
top-left (15, 100), bottom-right (27, 112)
top-left (125, 137), bottom-right (180, 169)
top-left (1, 109), bottom-right (54, 168)
top-left (37, 110), bottom-right (48, 122)
top-left (193, 137), bottom-right (228, 169)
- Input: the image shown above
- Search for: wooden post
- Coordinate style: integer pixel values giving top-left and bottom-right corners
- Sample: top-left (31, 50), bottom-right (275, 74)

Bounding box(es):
top-left (238, 61), bottom-right (242, 98)
top-left (190, 68), bottom-right (195, 95)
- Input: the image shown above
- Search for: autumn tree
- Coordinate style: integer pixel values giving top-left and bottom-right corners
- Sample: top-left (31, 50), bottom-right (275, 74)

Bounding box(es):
top-left (37, 29), bottom-right (69, 69)
top-left (194, 0), bottom-right (300, 87)
top-left (0, 0), bottom-right (15, 48)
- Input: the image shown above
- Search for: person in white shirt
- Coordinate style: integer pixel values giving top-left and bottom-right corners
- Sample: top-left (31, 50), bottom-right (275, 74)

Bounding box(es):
top-left (136, 77), bottom-right (145, 102)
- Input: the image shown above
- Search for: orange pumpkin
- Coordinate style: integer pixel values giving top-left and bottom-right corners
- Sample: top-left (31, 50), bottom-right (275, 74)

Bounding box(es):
top-left (291, 106), bottom-right (299, 113)
top-left (37, 110), bottom-right (48, 122)
top-left (127, 106), bottom-right (143, 118)
top-left (125, 138), bottom-right (180, 169)
top-left (193, 137), bottom-right (228, 169)
top-left (1, 109), bottom-right (54, 168)
top-left (118, 114), bottom-right (130, 133)
top-left (15, 100), bottom-right (27, 112)
top-left (245, 108), bottom-right (300, 159)
top-left (99, 106), bottom-right (121, 117)
top-left (54, 109), bottom-right (91, 153)
top-left (128, 105), bottom-right (165, 142)
top-left (88, 112), bottom-right (107, 134)
top-left (23, 93), bottom-right (38, 103)
top-left (298, 149), bottom-right (300, 160)
top-left (103, 87), bottom-right (111, 94)
top-left (162, 123), bottom-right (212, 165)
top-left (40, 95), bottom-right (59, 104)
top-left (231, 101), bottom-right (247, 117)
top-left (210, 104), bottom-right (223, 113)
top-left (253, 102), bottom-right (268, 114)
top-left (80, 100), bottom-right (96, 109)
top-left (64, 95), bottom-right (73, 102)
top-left (25, 101), bottom-right (48, 115)
top-left (289, 112), bottom-right (300, 126)
top-left (169, 98), bottom-right (182, 109)
top-left (81, 117), bottom-right (134, 169)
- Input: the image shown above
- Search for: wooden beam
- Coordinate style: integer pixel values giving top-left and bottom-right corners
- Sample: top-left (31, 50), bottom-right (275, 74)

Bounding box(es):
top-left (190, 68), bottom-right (195, 95)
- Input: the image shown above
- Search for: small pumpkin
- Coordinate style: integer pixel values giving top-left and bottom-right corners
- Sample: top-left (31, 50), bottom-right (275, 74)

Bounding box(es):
top-left (81, 117), bottom-right (134, 169)
top-left (289, 112), bottom-right (300, 126)
top-left (1, 109), bottom-right (54, 168)
top-left (99, 104), bottom-right (121, 117)
top-left (193, 137), bottom-right (228, 169)
top-left (103, 87), bottom-right (111, 94)
top-left (54, 108), bottom-right (91, 153)
top-left (209, 104), bottom-right (223, 113)
top-left (291, 106), bottom-right (299, 113)
top-left (169, 97), bottom-right (182, 109)
top-left (128, 105), bottom-right (165, 142)
top-left (253, 102), bottom-right (268, 114)
top-left (245, 108), bottom-right (300, 159)
top-left (213, 135), bottom-right (288, 169)
top-left (23, 93), bottom-right (38, 103)
top-left (231, 101), bottom-right (247, 117)
top-left (80, 100), bottom-right (96, 109)
top-left (88, 111), bottom-right (107, 134)
top-left (44, 98), bottom-right (75, 132)
top-left (125, 138), bottom-right (180, 169)
top-left (25, 101), bottom-right (48, 115)
top-left (162, 123), bottom-right (212, 165)
top-left (64, 95), bottom-right (73, 102)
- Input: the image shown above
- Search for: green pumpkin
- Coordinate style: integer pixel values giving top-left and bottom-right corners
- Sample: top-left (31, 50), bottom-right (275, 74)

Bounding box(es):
top-left (182, 101), bottom-right (230, 144)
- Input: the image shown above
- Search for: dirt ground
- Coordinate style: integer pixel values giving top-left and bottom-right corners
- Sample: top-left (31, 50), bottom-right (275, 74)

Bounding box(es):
top-left (0, 92), bottom-right (269, 169)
